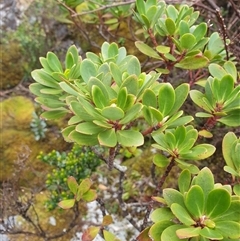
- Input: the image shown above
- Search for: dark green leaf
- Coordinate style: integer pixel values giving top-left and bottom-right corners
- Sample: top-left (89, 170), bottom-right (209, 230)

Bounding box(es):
top-left (180, 33), bottom-right (196, 49)
top-left (165, 18), bottom-right (176, 35)
top-left (158, 83), bottom-right (175, 116)
top-left (206, 188), bottom-right (231, 219)
top-left (178, 169), bottom-right (191, 194)
top-left (184, 185), bottom-right (204, 219)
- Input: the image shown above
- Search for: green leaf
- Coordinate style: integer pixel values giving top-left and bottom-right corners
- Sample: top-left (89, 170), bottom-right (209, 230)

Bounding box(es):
top-left (171, 203), bottom-right (196, 226)
top-left (158, 83), bottom-right (175, 116)
top-left (117, 87), bottom-right (128, 109)
top-left (150, 208), bottom-right (175, 223)
top-left (117, 130), bottom-right (144, 147)
top-left (136, 0), bottom-right (145, 15)
top-left (61, 125), bottom-right (75, 142)
top-left (41, 110), bottom-right (68, 120)
top-left (80, 59), bottom-right (97, 83)
top-left (108, 42), bottom-right (118, 58)
top-left (58, 199), bottom-right (75, 209)
top-left (165, 18), bottom-right (176, 35)
top-left (77, 178), bottom-right (92, 201)
top-left (149, 107), bottom-right (164, 123)
top-left (110, 62), bottom-right (122, 86)
top-left (47, 52), bottom-right (63, 72)
top-left (153, 154), bottom-right (170, 168)
top-left (179, 20), bottom-right (190, 36)
top-left (156, 45), bottom-right (170, 54)
top-left (184, 185), bottom-right (204, 219)
top-left (174, 126), bottom-right (186, 147)
top-left (127, 56), bottom-right (141, 76)
top-left (98, 129), bottom-right (117, 147)
top-left (70, 101), bottom-right (94, 121)
top-left (215, 221), bottom-right (240, 239)
top-left (233, 184), bottom-right (240, 196)
top-left (149, 221), bottom-right (174, 241)
top-left (161, 224), bottom-right (188, 241)
top-left (175, 55), bottom-right (209, 70)
top-left (92, 85), bottom-right (108, 108)
top-left (36, 97), bottom-right (65, 109)
top-left (141, 14), bottom-right (150, 28)
top-left (103, 230), bottom-right (121, 241)
top-left (166, 5), bottom-right (178, 21)
top-left (218, 111), bottom-right (240, 127)
top-left (135, 41), bottom-right (161, 59)
top-left (195, 112), bottom-right (213, 118)
top-left (67, 176), bottom-right (78, 195)
top-left (39, 88), bottom-right (62, 95)
top-left (59, 81), bottom-right (80, 96)
top-left (209, 63), bottom-right (227, 79)
top-left (82, 189), bottom-right (98, 202)
top-left (192, 23), bottom-right (207, 42)
top-left (69, 131), bottom-right (99, 146)
top-left (224, 61), bottom-right (237, 82)
top-left (163, 188), bottom-right (185, 207)
top-left (206, 188), bottom-right (231, 219)
top-left (193, 167), bottom-right (214, 199)
top-left (213, 201), bottom-right (240, 222)
top-left (222, 132), bottom-right (237, 169)
top-left (180, 144), bottom-right (216, 160)
top-left (178, 169), bottom-right (191, 194)
top-left (142, 89), bottom-right (157, 107)
top-left (88, 77), bottom-right (109, 102)
top-left (176, 227), bottom-right (201, 239)
top-left (119, 103), bottom-right (142, 124)
top-left (168, 83), bottom-right (189, 115)
top-left (199, 227), bottom-right (223, 240)
top-left (76, 122), bottom-right (105, 135)
top-left (180, 33), bottom-right (196, 49)
top-left (101, 106), bottom-right (124, 120)
top-left (31, 70), bottom-right (60, 88)
top-left (82, 226), bottom-right (100, 241)
top-left (121, 75), bottom-right (138, 95)
top-left (190, 90), bottom-right (212, 112)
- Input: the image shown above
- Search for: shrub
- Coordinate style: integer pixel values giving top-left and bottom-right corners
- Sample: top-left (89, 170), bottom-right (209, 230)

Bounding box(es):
top-left (29, 0), bottom-right (240, 240)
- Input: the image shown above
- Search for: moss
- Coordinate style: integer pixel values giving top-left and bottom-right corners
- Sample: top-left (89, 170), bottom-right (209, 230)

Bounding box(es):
top-left (1, 96), bottom-right (69, 186)
top-left (0, 42), bottom-right (25, 90)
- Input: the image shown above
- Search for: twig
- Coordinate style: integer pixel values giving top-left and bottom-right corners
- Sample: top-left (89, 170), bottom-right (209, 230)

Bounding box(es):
top-left (117, 171), bottom-right (141, 231)
top-left (72, 0), bottom-right (136, 17)
top-left (216, 9), bottom-right (229, 61)
top-left (141, 157), bottom-right (175, 230)
top-left (228, 0), bottom-right (240, 18)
